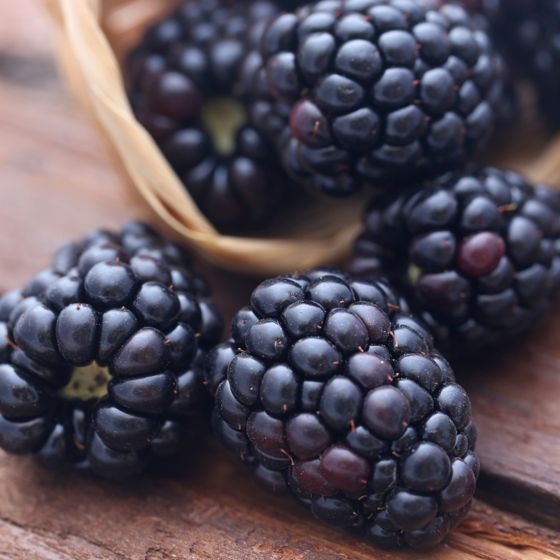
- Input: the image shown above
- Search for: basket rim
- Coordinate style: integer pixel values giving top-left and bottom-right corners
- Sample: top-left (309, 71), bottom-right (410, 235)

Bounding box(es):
top-left (43, 0), bottom-right (371, 275)
top-left (43, 0), bottom-right (560, 274)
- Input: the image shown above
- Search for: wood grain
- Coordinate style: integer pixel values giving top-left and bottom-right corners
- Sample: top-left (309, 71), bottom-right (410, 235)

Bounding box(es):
top-left (0, 1), bottom-right (559, 558)
top-left (461, 329), bottom-right (560, 530)
top-left (0, 443), bottom-right (558, 560)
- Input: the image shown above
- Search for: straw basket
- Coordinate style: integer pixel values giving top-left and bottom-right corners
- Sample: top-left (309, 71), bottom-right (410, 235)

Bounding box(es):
top-left (44, 0), bottom-right (560, 275)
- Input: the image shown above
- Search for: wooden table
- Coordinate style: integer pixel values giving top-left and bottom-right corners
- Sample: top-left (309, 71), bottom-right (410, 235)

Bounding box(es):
top-left (0, 2), bottom-right (559, 558)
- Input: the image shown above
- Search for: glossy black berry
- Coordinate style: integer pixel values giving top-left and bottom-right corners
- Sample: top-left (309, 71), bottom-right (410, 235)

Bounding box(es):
top-left (127, 0), bottom-right (288, 232)
top-left (0, 222), bottom-right (222, 479)
top-left (252, 0), bottom-right (508, 195)
top-left (350, 166), bottom-right (560, 351)
top-left (465, 0), bottom-right (560, 123)
top-left (206, 269), bottom-right (477, 549)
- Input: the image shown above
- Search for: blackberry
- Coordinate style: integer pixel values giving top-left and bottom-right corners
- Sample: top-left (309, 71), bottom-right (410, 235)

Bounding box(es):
top-left (252, 0), bottom-right (508, 196)
top-left (0, 222), bottom-right (222, 479)
top-left (350, 166), bottom-right (560, 351)
top-left (497, 1), bottom-right (560, 122)
top-left (458, 0), bottom-right (560, 122)
top-left (205, 269), bottom-right (478, 549)
top-left (127, 0), bottom-right (289, 232)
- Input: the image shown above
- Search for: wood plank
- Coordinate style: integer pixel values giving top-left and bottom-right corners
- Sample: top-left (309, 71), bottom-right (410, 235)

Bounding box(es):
top-left (460, 326), bottom-right (560, 530)
top-left (0, 0), bottom-right (558, 557)
top-left (0, 448), bottom-right (557, 560)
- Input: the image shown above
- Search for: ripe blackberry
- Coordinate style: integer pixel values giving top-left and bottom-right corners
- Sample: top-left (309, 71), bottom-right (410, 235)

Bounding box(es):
top-left (458, 0), bottom-right (560, 122)
top-left (350, 166), bottom-right (560, 351)
top-left (127, 0), bottom-right (288, 232)
top-left (205, 269), bottom-right (478, 549)
top-left (499, 1), bottom-right (560, 122)
top-left (253, 0), bottom-right (508, 196)
top-left (0, 222), bottom-right (222, 479)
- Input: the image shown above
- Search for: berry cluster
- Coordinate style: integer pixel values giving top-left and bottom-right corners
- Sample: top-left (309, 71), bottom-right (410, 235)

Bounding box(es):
top-left (0, 222), bottom-right (222, 479)
top-left (6, 0), bottom-right (557, 552)
top-left (350, 167), bottom-right (560, 350)
top-left (251, 0), bottom-right (508, 196)
top-left (206, 269), bottom-right (478, 549)
top-left (127, 0), bottom-right (288, 231)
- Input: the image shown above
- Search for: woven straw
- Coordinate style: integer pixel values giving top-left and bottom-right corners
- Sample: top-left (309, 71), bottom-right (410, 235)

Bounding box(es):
top-left (44, 0), bottom-right (560, 275)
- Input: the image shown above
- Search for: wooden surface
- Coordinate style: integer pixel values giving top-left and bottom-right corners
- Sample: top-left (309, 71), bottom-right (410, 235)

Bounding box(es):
top-left (0, 1), bottom-right (559, 558)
